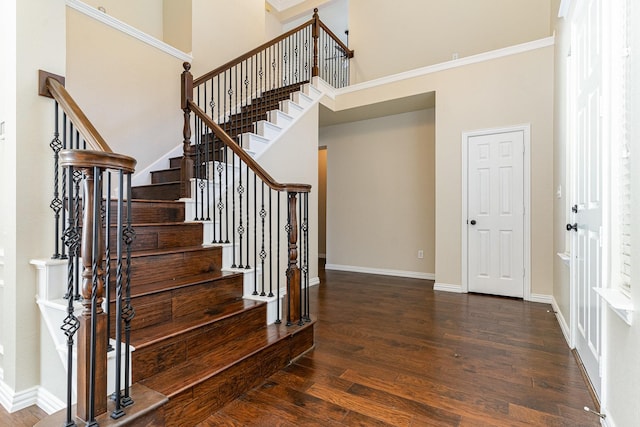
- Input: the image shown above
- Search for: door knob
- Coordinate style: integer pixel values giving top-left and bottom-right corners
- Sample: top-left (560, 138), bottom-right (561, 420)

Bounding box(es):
top-left (470, 220), bottom-right (477, 225)
top-left (566, 223), bottom-right (577, 232)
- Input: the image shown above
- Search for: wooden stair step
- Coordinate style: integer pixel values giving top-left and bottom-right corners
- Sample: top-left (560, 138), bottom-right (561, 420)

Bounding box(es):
top-left (131, 182), bottom-right (181, 201)
top-left (151, 321), bottom-right (315, 426)
top-left (108, 222), bottom-right (203, 252)
top-left (131, 299), bottom-right (267, 382)
top-left (33, 383), bottom-right (168, 427)
top-left (151, 167), bottom-right (181, 184)
top-left (110, 270), bottom-right (240, 302)
top-left (109, 271), bottom-right (244, 333)
top-left (110, 245), bottom-right (222, 288)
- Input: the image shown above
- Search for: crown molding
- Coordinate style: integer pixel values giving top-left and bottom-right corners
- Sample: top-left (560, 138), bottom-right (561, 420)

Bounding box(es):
top-left (66, 0), bottom-right (192, 62)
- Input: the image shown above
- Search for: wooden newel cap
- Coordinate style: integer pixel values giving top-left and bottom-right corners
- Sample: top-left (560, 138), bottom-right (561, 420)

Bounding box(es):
top-left (183, 62), bottom-right (191, 73)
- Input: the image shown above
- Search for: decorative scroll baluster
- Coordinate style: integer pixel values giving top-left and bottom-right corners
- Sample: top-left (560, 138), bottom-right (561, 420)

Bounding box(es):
top-left (50, 102), bottom-right (63, 259)
top-left (121, 174), bottom-right (135, 407)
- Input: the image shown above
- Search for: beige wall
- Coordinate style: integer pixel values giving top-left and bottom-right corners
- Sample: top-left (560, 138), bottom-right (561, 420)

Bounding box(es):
top-left (348, 0), bottom-right (552, 83)
top-left (66, 8), bottom-right (184, 173)
top-left (191, 0), bottom-right (267, 78)
top-left (321, 109), bottom-right (436, 276)
top-left (1, 0), bottom-right (66, 398)
top-left (163, 0), bottom-right (192, 53)
top-left (318, 147), bottom-right (327, 256)
top-left (80, 0), bottom-right (164, 40)
top-left (330, 45), bottom-right (554, 294)
top-left (258, 105), bottom-right (320, 282)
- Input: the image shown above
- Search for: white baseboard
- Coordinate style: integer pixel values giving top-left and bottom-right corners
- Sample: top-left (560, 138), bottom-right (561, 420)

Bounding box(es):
top-left (0, 382), bottom-right (38, 413)
top-left (527, 293), bottom-right (553, 304)
top-left (324, 264), bottom-right (434, 280)
top-left (0, 380), bottom-right (65, 415)
top-left (37, 387), bottom-right (66, 415)
top-left (433, 282), bottom-right (464, 293)
top-left (551, 296), bottom-right (572, 347)
top-left (309, 277), bottom-right (320, 287)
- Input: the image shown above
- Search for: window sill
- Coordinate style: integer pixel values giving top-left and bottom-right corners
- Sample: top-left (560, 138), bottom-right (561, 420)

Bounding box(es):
top-left (594, 288), bottom-right (633, 326)
top-left (557, 252), bottom-right (571, 266)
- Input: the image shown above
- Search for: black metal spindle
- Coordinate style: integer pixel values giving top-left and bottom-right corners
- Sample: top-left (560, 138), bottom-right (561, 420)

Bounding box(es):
top-left (87, 166), bottom-right (101, 426)
top-left (105, 171), bottom-right (113, 353)
top-left (268, 188), bottom-right (273, 298)
top-left (238, 153), bottom-right (244, 269)
top-left (231, 150), bottom-right (236, 267)
top-left (121, 173), bottom-right (135, 407)
top-left (298, 195), bottom-right (304, 326)
top-left (258, 180), bottom-right (265, 296)
top-left (275, 191), bottom-right (281, 324)
top-left (111, 170), bottom-right (125, 419)
top-left (304, 192), bottom-right (310, 321)
top-left (245, 153), bottom-right (250, 269)
top-left (50, 102), bottom-right (63, 259)
top-left (61, 162), bottom-right (80, 427)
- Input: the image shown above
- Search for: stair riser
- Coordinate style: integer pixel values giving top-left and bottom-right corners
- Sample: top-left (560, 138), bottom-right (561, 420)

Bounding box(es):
top-left (109, 274), bottom-right (243, 333)
top-left (132, 303), bottom-right (267, 382)
top-left (163, 338), bottom-right (290, 427)
top-left (151, 168), bottom-right (181, 184)
top-left (105, 223), bottom-right (203, 252)
top-left (131, 183), bottom-right (181, 201)
top-left (99, 201), bottom-right (185, 223)
top-left (109, 247), bottom-right (222, 288)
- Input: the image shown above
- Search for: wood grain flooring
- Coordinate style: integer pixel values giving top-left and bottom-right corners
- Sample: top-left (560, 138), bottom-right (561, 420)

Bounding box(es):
top-left (200, 267), bottom-right (601, 426)
top-left (2, 265), bottom-right (600, 426)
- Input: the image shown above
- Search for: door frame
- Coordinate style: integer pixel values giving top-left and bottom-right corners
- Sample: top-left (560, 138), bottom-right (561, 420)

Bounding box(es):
top-left (461, 124), bottom-right (532, 299)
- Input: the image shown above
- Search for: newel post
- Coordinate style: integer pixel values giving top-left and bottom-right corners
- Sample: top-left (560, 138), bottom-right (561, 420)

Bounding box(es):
top-left (312, 8), bottom-right (320, 78)
top-left (181, 62), bottom-right (194, 199)
top-left (286, 192), bottom-right (302, 326)
top-left (77, 166), bottom-right (108, 423)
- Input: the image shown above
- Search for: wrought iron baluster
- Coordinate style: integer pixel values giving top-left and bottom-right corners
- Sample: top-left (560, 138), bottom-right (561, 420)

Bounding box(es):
top-left (276, 191), bottom-right (281, 324)
top-left (61, 162), bottom-right (80, 427)
top-left (105, 171), bottom-right (113, 353)
top-left (111, 170), bottom-right (125, 420)
top-left (268, 188), bottom-right (273, 298)
top-left (121, 173), bottom-right (135, 408)
top-left (50, 102), bottom-right (63, 259)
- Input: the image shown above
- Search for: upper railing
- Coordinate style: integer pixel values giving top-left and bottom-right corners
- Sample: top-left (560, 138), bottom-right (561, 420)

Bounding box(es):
top-left (40, 71), bottom-right (138, 425)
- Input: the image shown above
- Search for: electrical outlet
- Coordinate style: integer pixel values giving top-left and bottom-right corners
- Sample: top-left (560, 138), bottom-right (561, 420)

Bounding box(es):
top-left (418, 250), bottom-right (424, 259)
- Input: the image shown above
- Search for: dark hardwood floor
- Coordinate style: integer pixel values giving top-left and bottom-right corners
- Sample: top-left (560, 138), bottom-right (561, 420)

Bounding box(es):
top-left (2, 263), bottom-right (599, 426)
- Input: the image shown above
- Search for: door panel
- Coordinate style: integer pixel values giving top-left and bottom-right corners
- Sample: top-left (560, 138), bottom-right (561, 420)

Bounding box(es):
top-left (468, 131), bottom-right (524, 298)
top-left (571, 0), bottom-right (602, 398)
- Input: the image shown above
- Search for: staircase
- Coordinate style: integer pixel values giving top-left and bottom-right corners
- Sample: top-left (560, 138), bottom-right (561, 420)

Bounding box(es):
top-left (103, 199), bottom-right (313, 426)
top-left (94, 83), bottom-right (315, 425)
top-left (131, 81), bottom-right (311, 201)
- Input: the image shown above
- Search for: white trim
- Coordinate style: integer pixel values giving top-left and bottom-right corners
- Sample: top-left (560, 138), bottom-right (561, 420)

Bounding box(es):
top-left (461, 124), bottom-right (531, 298)
top-left (337, 37), bottom-right (554, 95)
top-left (0, 344), bottom-right (4, 356)
top-left (433, 283), bottom-right (464, 293)
top-left (527, 293), bottom-right (553, 304)
top-left (66, 0), bottom-right (192, 62)
top-left (309, 277), bottom-right (320, 287)
top-left (551, 296), bottom-right (572, 347)
top-left (558, 0), bottom-right (572, 18)
top-left (0, 383), bottom-right (39, 413)
top-left (557, 251), bottom-right (571, 265)
top-left (267, 0), bottom-right (306, 12)
top-left (324, 264), bottom-right (434, 280)
top-left (37, 387), bottom-right (66, 415)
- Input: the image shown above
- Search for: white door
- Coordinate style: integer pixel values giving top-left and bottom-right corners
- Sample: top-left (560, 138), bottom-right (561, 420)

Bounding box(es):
top-left (467, 130), bottom-right (524, 298)
top-left (570, 0), bottom-right (602, 398)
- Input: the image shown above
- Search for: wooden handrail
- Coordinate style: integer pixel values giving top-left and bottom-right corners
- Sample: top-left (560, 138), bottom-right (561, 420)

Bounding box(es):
top-left (188, 100), bottom-right (311, 194)
top-left (44, 76), bottom-right (113, 153)
top-left (59, 149), bottom-right (137, 173)
top-left (318, 21), bottom-right (354, 59)
top-left (193, 18), bottom-right (315, 86)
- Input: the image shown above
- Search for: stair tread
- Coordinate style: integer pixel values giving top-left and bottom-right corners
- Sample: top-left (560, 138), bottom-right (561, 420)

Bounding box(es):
top-left (110, 269), bottom-right (240, 301)
top-left (139, 322), bottom-right (290, 397)
top-left (126, 244), bottom-right (218, 259)
top-left (129, 298), bottom-right (263, 350)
